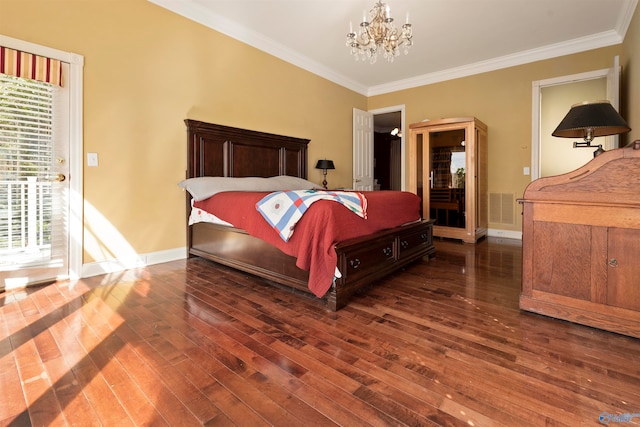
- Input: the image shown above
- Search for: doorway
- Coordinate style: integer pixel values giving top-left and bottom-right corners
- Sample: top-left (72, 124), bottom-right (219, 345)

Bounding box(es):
top-left (0, 72), bottom-right (70, 289)
top-left (372, 106), bottom-right (405, 190)
top-left (531, 56), bottom-right (620, 179)
top-left (0, 35), bottom-right (84, 290)
top-left (540, 79), bottom-right (607, 177)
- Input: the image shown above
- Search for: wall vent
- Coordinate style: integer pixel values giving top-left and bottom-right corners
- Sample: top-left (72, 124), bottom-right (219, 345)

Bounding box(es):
top-left (489, 193), bottom-right (516, 225)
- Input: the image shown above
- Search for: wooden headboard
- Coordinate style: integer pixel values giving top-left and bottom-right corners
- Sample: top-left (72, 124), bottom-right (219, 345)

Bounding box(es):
top-left (185, 119), bottom-right (310, 179)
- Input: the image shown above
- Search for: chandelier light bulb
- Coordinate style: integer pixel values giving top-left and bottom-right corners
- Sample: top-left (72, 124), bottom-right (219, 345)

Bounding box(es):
top-left (346, 1), bottom-right (413, 63)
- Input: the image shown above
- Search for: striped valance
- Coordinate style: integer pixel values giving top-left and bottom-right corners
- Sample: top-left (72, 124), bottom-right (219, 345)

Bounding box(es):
top-left (0, 46), bottom-right (63, 87)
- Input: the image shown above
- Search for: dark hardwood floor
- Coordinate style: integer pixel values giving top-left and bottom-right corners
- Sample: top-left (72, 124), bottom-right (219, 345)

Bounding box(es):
top-left (2, 238), bottom-right (639, 426)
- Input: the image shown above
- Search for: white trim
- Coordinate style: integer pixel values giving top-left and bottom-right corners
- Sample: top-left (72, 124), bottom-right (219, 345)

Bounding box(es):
top-left (531, 66), bottom-right (613, 180)
top-left (532, 68), bottom-right (612, 88)
top-left (0, 34), bottom-right (80, 64)
top-left (146, 0), bottom-right (629, 96)
top-left (367, 30), bottom-right (623, 96)
top-left (67, 54), bottom-right (84, 281)
top-left (487, 228), bottom-right (522, 241)
top-left (81, 247), bottom-right (187, 278)
top-left (617, 0), bottom-right (639, 36)
top-left (0, 34), bottom-right (84, 281)
top-left (369, 105), bottom-right (407, 190)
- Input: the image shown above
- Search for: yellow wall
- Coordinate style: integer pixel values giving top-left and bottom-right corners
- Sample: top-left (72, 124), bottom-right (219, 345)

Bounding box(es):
top-left (1, 0), bottom-right (638, 264)
top-left (369, 46), bottom-right (622, 232)
top-left (1, 0), bottom-right (366, 263)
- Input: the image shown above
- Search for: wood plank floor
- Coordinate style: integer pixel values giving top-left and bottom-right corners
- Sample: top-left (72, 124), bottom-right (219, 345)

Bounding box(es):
top-left (1, 238), bottom-right (639, 426)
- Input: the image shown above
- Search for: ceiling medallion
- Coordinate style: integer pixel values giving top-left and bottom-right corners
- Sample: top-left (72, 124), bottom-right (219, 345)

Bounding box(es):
top-left (346, 1), bottom-right (413, 63)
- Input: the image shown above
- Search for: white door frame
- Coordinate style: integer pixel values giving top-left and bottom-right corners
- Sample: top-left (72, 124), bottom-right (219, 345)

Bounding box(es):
top-left (1, 34), bottom-right (84, 282)
top-left (370, 104), bottom-right (407, 190)
top-left (531, 56), bottom-right (620, 180)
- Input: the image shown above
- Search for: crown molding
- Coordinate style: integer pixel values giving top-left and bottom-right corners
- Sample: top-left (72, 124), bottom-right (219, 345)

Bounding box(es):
top-left (617, 0), bottom-right (639, 37)
top-left (367, 30), bottom-right (624, 96)
top-left (148, 0), bottom-right (631, 97)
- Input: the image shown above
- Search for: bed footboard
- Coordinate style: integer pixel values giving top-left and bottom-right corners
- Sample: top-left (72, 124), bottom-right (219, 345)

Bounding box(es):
top-left (189, 219), bottom-right (435, 310)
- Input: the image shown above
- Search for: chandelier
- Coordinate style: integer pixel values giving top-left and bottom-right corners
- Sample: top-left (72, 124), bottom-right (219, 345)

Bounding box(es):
top-left (346, 1), bottom-right (413, 63)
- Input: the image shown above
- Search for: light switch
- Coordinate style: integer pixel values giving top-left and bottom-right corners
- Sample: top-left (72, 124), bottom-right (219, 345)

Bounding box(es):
top-left (523, 166), bottom-right (530, 176)
top-left (87, 152), bottom-right (99, 167)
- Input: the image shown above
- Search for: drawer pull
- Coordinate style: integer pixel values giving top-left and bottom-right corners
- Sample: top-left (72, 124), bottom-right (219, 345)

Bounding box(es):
top-left (608, 258), bottom-right (618, 267)
top-left (382, 247), bottom-right (392, 256)
top-left (350, 258), bottom-right (361, 269)
top-left (420, 233), bottom-right (428, 241)
top-left (400, 240), bottom-right (409, 249)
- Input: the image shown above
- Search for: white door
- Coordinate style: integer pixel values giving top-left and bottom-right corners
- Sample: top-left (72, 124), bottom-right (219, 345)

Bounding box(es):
top-left (352, 108), bottom-right (374, 191)
top-left (0, 68), bottom-right (71, 290)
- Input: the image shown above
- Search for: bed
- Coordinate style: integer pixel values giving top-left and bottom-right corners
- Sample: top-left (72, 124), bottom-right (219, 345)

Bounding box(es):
top-left (184, 119), bottom-right (435, 310)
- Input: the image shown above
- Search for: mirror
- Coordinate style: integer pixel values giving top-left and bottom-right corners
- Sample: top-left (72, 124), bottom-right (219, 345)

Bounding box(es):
top-left (429, 129), bottom-right (466, 228)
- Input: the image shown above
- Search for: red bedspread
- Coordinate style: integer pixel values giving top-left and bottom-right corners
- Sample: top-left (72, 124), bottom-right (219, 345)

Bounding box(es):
top-left (193, 190), bottom-right (421, 298)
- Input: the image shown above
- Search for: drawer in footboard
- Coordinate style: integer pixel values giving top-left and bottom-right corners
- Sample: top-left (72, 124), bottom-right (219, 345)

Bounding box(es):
top-left (339, 235), bottom-right (397, 282)
top-left (398, 223), bottom-right (434, 260)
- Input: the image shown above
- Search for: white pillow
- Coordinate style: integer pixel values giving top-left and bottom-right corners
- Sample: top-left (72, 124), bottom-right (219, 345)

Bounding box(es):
top-left (178, 175), bottom-right (322, 201)
top-left (269, 175), bottom-right (323, 190)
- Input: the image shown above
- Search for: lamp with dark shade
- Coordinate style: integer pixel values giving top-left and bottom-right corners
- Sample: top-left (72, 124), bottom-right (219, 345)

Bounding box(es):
top-left (315, 159), bottom-right (335, 189)
top-left (552, 100), bottom-right (631, 157)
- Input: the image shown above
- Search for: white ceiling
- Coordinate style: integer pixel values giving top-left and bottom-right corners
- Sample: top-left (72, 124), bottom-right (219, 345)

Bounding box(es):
top-left (149, 0), bottom-right (637, 96)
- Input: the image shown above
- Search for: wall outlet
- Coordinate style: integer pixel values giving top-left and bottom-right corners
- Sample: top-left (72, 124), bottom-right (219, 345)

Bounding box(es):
top-left (87, 152), bottom-right (98, 167)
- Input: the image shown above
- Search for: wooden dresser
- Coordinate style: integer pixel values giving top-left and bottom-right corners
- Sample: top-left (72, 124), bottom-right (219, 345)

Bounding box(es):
top-left (520, 142), bottom-right (640, 338)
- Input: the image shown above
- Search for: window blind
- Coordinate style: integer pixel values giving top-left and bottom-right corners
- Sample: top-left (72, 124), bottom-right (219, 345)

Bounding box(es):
top-left (0, 74), bottom-right (64, 268)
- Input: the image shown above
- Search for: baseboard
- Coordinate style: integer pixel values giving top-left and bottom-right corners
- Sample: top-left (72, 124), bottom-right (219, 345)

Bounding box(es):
top-left (487, 228), bottom-right (522, 240)
top-left (79, 232), bottom-right (521, 278)
top-left (81, 247), bottom-right (187, 278)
